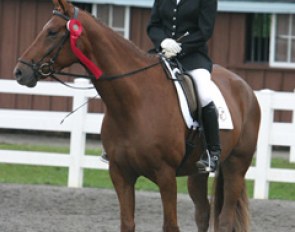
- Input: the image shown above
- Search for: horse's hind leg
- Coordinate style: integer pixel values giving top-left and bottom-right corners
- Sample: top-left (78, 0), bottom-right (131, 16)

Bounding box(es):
top-left (109, 162), bottom-right (137, 232)
top-left (187, 173), bottom-right (210, 232)
top-left (215, 154), bottom-right (252, 232)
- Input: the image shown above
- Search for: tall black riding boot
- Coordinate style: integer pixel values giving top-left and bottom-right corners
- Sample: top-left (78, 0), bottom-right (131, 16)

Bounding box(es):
top-left (196, 101), bottom-right (221, 173)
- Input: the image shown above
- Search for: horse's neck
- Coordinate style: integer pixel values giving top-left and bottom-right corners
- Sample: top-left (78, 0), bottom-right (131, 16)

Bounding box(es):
top-left (82, 13), bottom-right (149, 75)
top-left (81, 12), bottom-right (157, 116)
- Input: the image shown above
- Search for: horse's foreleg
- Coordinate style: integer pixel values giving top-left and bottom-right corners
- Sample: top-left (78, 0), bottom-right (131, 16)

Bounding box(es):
top-left (156, 167), bottom-right (180, 232)
top-left (187, 173), bottom-right (210, 232)
top-left (109, 162), bottom-right (137, 232)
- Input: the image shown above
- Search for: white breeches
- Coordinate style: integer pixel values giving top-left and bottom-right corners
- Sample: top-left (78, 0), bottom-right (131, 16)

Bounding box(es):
top-left (188, 69), bottom-right (215, 107)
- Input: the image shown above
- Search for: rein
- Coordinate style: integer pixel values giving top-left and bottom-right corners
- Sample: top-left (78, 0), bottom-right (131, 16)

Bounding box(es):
top-left (52, 61), bottom-right (161, 81)
top-left (18, 7), bottom-right (161, 86)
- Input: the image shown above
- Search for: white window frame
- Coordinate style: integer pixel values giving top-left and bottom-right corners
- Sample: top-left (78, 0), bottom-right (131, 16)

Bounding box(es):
top-left (91, 4), bottom-right (130, 39)
top-left (270, 14), bottom-right (295, 68)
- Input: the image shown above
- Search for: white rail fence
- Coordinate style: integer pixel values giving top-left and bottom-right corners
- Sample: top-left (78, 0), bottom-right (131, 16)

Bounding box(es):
top-left (248, 89), bottom-right (295, 199)
top-left (0, 79), bottom-right (294, 199)
top-left (0, 79), bottom-right (108, 188)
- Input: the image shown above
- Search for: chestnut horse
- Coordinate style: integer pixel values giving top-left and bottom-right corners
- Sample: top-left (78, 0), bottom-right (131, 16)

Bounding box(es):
top-left (13, 1), bottom-right (260, 231)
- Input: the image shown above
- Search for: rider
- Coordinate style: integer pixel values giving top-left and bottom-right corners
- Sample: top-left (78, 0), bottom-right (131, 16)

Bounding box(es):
top-left (147, 0), bottom-right (220, 172)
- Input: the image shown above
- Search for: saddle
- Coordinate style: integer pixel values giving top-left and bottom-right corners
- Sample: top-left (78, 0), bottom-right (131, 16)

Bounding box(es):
top-left (160, 56), bottom-right (199, 121)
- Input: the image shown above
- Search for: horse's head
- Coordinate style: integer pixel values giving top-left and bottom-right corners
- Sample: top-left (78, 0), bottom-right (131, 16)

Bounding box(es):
top-left (14, 0), bottom-right (79, 87)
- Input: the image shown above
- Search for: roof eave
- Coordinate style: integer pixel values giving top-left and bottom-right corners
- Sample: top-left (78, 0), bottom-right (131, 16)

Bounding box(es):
top-left (71, 0), bottom-right (295, 14)
top-left (219, 2), bottom-right (295, 14)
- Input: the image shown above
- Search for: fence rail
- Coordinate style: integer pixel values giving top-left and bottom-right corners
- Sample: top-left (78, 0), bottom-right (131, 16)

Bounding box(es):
top-left (0, 79), bottom-right (108, 188)
top-left (0, 79), bottom-right (294, 199)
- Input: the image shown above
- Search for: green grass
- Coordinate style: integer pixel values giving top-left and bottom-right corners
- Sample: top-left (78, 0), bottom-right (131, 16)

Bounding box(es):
top-left (0, 143), bottom-right (295, 200)
top-left (0, 143), bottom-right (70, 154)
top-left (0, 143), bottom-right (99, 156)
top-left (0, 165), bottom-right (68, 186)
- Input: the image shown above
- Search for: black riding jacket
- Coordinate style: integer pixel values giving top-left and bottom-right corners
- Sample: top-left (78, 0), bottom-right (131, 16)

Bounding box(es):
top-left (147, 0), bottom-right (217, 72)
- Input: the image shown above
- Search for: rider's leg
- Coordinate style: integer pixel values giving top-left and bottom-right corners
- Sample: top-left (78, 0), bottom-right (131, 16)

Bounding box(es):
top-left (188, 69), bottom-right (221, 173)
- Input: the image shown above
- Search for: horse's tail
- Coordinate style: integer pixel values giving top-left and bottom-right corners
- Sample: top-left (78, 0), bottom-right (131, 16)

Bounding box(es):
top-left (213, 167), bottom-right (250, 232)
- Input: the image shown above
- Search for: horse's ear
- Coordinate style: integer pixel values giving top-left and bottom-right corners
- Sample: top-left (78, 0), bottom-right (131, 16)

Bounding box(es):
top-left (52, 0), bottom-right (71, 15)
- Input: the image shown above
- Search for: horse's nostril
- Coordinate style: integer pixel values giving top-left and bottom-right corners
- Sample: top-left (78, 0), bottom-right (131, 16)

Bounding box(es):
top-left (14, 68), bottom-right (22, 80)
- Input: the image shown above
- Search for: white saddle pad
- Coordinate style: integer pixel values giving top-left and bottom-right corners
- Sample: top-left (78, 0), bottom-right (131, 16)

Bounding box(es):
top-left (163, 59), bottom-right (234, 130)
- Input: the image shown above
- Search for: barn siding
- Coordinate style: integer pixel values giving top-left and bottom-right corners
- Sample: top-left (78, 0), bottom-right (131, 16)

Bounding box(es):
top-left (0, 0), bottom-right (19, 108)
top-left (0, 2), bottom-right (294, 114)
top-left (0, 0), bottom-right (76, 112)
top-left (130, 7), bottom-right (153, 52)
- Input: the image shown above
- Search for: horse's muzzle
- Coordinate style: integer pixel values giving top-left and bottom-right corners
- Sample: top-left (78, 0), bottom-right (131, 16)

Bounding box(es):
top-left (14, 63), bottom-right (37, 87)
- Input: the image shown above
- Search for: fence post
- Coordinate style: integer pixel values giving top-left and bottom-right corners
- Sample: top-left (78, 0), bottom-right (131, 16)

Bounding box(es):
top-left (67, 79), bottom-right (89, 187)
top-left (254, 90), bottom-right (274, 199)
top-left (290, 90), bottom-right (295, 163)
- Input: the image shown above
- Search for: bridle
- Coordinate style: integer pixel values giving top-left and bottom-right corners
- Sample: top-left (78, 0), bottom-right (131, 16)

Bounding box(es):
top-left (18, 9), bottom-right (72, 80)
top-left (18, 7), bottom-right (161, 86)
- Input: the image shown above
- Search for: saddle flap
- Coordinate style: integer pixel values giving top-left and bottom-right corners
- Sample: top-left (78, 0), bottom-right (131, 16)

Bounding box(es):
top-left (161, 56), bottom-right (198, 119)
top-left (176, 72), bottom-right (198, 118)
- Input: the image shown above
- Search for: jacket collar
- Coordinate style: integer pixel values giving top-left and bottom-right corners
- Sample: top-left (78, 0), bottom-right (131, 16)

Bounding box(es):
top-left (175, 0), bottom-right (185, 7)
top-left (169, 0), bottom-right (185, 7)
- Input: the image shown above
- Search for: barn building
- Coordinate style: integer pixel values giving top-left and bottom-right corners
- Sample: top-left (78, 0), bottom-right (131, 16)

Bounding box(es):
top-left (0, 0), bottom-right (294, 113)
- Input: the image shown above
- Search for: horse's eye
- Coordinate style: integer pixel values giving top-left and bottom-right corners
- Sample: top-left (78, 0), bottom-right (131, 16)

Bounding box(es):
top-left (47, 29), bottom-right (58, 37)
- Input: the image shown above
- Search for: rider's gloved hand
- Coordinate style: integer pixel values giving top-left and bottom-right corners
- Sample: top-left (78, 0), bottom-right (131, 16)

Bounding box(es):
top-left (162, 49), bottom-right (178, 59)
top-left (161, 38), bottom-right (182, 58)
